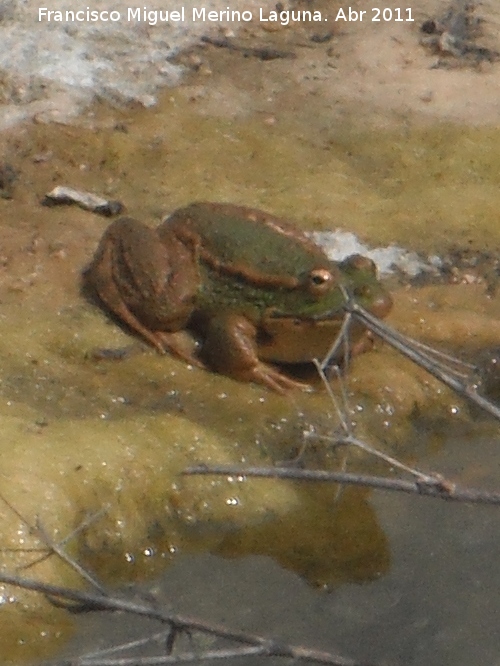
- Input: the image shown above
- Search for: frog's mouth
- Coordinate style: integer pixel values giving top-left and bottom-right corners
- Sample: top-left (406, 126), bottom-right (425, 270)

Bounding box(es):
top-left (268, 288), bottom-right (392, 323)
top-left (266, 307), bottom-right (345, 324)
top-left (271, 311), bottom-right (344, 322)
top-left (266, 288), bottom-right (348, 322)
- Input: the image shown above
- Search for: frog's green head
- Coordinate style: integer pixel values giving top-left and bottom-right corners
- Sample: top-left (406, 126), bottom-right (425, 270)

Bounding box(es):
top-left (266, 254), bottom-right (392, 322)
top-left (252, 253), bottom-right (392, 365)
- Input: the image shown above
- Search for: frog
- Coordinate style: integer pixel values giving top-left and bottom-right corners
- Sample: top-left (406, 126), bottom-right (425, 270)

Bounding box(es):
top-left (83, 202), bottom-right (392, 392)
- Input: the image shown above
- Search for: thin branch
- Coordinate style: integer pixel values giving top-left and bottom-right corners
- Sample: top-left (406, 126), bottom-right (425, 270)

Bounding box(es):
top-left (4, 503), bottom-right (110, 596)
top-left (346, 301), bottom-right (500, 422)
top-left (313, 359), bottom-right (351, 433)
top-left (320, 312), bottom-right (353, 372)
top-left (183, 464), bottom-right (500, 505)
top-left (0, 492), bottom-right (109, 584)
top-left (0, 491), bottom-right (38, 532)
top-left (57, 645), bottom-right (266, 666)
top-left (0, 573), bottom-right (368, 666)
top-left (311, 359), bottom-right (439, 483)
top-left (321, 434), bottom-right (439, 483)
top-left (75, 629), bottom-right (174, 661)
top-left (33, 518), bottom-right (107, 594)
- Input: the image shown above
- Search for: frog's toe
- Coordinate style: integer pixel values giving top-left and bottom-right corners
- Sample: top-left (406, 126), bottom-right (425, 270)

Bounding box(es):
top-left (249, 362), bottom-right (313, 394)
top-left (153, 330), bottom-right (206, 369)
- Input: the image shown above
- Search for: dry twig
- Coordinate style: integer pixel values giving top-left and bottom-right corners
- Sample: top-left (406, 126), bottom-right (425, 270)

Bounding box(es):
top-left (183, 464), bottom-right (500, 505)
top-left (346, 301), bottom-right (500, 421)
top-left (0, 572), bottom-right (369, 666)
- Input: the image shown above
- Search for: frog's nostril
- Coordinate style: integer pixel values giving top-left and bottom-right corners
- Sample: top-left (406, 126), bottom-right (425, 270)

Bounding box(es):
top-left (374, 292), bottom-right (393, 318)
top-left (354, 285), bottom-right (371, 299)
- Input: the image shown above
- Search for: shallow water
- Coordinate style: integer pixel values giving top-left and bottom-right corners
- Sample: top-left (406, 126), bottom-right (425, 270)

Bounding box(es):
top-left (0, 5), bottom-right (500, 663)
top-left (58, 429), bottom-right (500, 666)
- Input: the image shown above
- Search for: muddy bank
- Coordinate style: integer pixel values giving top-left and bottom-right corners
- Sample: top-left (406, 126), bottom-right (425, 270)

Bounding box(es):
top-left (0, 0), bottom-right (281, 128)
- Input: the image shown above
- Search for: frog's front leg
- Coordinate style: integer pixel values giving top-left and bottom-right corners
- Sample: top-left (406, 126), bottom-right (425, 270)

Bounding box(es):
top-left (202, 313), bottom-right (310, 393)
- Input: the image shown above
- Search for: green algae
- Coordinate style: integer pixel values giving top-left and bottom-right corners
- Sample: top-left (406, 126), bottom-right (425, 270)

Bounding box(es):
top-left (81, 94), bottom-right (500, 251)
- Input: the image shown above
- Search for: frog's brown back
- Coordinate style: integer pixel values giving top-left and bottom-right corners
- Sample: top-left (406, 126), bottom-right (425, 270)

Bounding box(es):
top-left (161, 202), bottom-right (334, 284)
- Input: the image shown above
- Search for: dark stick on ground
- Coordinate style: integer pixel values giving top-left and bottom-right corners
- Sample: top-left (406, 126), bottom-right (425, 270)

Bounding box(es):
top-left (201, 35), bottom-right (296, 60)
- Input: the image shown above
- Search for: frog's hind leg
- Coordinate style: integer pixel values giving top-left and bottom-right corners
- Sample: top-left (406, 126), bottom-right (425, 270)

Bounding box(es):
top-left (91, 276), bottom-right (166, 354)
top-left (85, 245), bottom-right (204, 368)
top-left (84, 226), bottom-right (169, 355)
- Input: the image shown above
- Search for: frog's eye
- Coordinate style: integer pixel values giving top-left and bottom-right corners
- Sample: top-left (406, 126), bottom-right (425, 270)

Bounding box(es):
top-left (307, 268), bottom-right (335, 294)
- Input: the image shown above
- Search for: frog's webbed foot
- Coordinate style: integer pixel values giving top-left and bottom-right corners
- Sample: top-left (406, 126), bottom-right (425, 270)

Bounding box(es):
top-left (246, 362), bottom-right (312, 394)
top-left (203, 313), bottom-right (311, 393)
